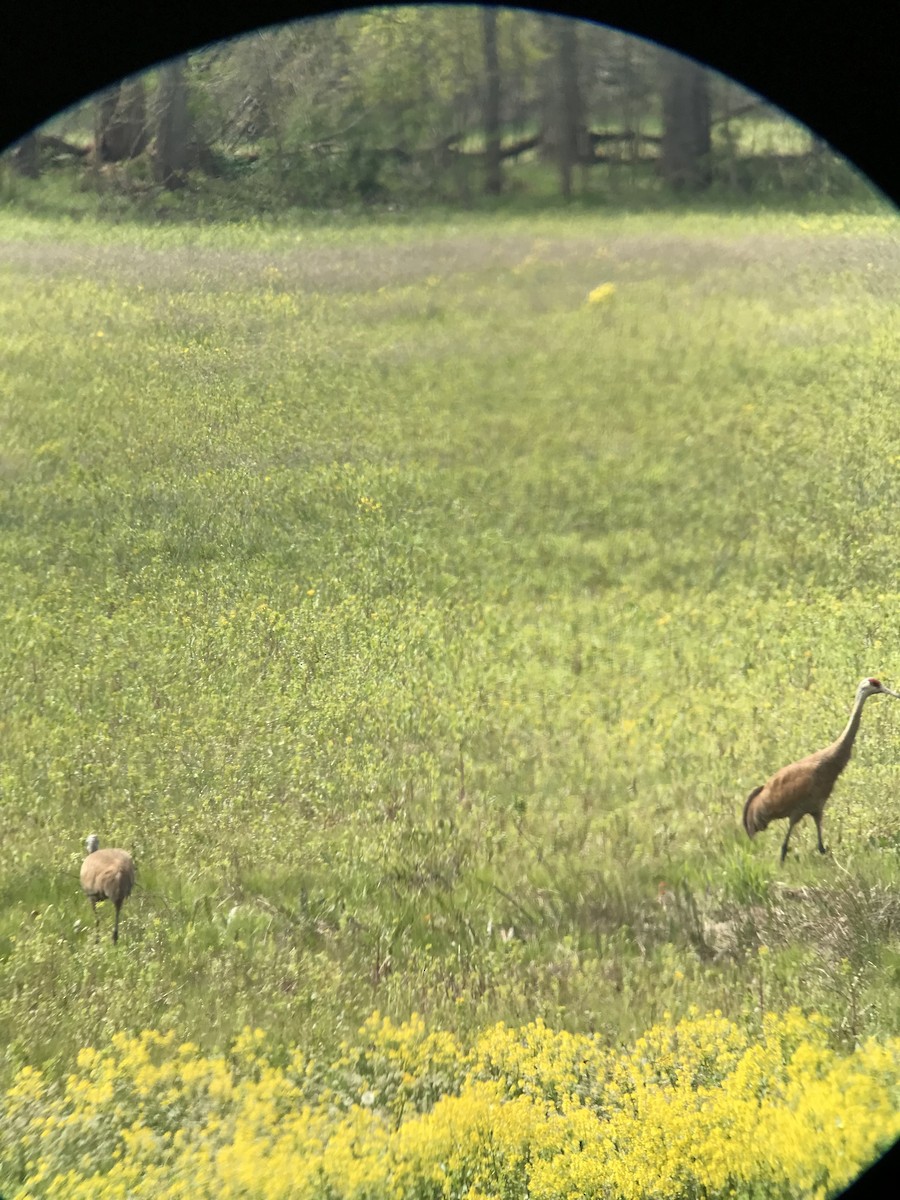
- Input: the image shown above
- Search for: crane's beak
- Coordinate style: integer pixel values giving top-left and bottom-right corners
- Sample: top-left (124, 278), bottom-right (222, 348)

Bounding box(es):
top-left (882, 686), bottom-right (900, 699)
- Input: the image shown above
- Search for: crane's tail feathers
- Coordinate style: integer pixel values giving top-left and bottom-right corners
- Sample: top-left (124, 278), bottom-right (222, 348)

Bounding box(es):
top-left (743, 785), bottom-right (765, 838)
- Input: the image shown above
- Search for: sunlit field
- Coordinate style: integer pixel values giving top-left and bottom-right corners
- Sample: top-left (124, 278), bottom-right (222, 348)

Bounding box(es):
top-left (1, 204), bottom-right (899, 1196)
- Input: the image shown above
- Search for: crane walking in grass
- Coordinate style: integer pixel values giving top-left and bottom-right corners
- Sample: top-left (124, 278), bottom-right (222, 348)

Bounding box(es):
top-left (80, 835), bottom-right (135, 944)
top-left (743, 678), bottom-right (898, 863)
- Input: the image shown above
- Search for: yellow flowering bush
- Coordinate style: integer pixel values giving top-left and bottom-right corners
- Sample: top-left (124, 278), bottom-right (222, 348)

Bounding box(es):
top-left (2, 1009), bottom-right (898, 1200)
top-left (321, 1010), bottom-right (466, 1123)
top-left (468, 1017), bottom-right (610, 1110)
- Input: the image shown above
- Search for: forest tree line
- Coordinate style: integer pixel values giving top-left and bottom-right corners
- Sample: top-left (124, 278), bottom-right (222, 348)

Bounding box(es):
top-left (7, 6), bottom-right (857, 209)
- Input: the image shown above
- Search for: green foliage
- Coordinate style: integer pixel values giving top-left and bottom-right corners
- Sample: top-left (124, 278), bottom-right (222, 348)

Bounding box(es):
top-left (12, 8), bottom-right (873, 217)
top-left (0, 203), bottom-right (899, 1136)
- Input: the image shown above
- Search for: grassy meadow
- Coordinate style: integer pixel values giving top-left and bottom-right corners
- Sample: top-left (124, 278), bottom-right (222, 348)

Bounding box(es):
top-left (1, 201), bottom-right (900, 1195)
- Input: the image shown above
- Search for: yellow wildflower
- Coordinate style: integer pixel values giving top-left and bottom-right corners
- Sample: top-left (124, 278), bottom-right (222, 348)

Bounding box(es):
top-left (587, 282), bottom-right (616, 305)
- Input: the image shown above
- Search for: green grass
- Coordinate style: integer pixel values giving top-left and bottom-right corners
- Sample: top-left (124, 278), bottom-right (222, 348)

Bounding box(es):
top-left (1, 199), bottom-right (899, 1084)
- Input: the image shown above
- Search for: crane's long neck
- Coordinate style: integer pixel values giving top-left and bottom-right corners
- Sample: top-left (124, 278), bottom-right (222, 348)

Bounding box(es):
top-left (823, 690), bottom-right (869, 771)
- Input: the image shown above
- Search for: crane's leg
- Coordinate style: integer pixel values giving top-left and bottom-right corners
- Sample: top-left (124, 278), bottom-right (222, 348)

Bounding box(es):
top-left (112, 902), bottom-right (121, 945)
top-left (812, 812), bottom-right (827, 856)
top-left (90, 898), bottom-right (99, 940)
top-left (780, 816), bottom-right (801, 863)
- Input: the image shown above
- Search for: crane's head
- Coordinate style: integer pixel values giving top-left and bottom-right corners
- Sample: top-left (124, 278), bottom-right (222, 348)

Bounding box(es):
top-left (85, 834), bottom-right (100, 854)
top-left (859, 678), bottom-right (900, 700)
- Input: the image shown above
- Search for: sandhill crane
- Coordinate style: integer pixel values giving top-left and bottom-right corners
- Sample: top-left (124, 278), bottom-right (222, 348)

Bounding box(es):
top-left (80, 835), bottom-right (135, 944)
top-left (743, 678), bottom-right (898, 863)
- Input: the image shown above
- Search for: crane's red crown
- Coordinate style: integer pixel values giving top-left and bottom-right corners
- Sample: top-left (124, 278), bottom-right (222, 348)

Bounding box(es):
top-left (867, 678), bottom-right (882, 687)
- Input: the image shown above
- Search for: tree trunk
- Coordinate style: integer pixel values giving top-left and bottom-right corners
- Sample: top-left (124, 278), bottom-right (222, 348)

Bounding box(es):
top-left (547, 16), bottom-right (586, 199)
top-left (482, 6), bottom-right (503, 195)
top-left (154, 58), bottom-right (191, 189)
top-left (660, 51), bottom-right (711, 191)
top-left (95, 78), bottom-right (148, 163)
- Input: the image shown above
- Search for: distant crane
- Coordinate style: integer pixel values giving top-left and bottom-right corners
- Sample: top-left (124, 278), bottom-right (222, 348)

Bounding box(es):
top-left (743, 677), bottom-right (898, 863)
top-left (80, 835), bottom-right (136, 944)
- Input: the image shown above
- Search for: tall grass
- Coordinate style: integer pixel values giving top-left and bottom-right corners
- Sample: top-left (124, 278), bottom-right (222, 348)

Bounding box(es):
top-left (0, 203), bottom-right (899, 1095)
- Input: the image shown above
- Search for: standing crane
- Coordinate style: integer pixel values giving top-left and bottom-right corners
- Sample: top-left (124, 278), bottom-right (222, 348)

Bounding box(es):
top-left (743, 677), bottom-right (898, 862)
top-left (80, 834), bottom-right (136, 944)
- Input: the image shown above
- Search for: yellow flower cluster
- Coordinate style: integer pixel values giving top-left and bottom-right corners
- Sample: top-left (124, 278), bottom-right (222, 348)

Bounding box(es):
top-left (2, 1009), bottom-right (898, 1199)
top-left (587, 282), bottom-right (616, 305)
